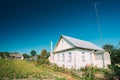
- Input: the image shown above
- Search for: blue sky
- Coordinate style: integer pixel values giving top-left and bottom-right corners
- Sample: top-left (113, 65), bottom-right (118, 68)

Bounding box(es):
top-left (0, 0), bottom-right (120, 54)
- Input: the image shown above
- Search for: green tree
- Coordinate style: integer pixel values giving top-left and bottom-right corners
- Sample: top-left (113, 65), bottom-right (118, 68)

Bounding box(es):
top-left (30, 50), bottom-right (36, 57)
top-left (103, 43), bottom-right (120, 64)
top-left (38, 49), bottom-right (50, 65)
top-left (0, 52), bottom-right (10, 59)
top-left (23, 53), bottom-right (30, 59)
top-left (103, 44), bottom-right (114, 52)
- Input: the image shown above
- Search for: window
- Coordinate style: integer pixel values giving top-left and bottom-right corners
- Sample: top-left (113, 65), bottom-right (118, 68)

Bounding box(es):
top-left (62, 53), bottom-right (65, 62)
top-left (96, 53), bottom-right (102, 60)
top-left (90, 53), bottom-right (92, 61)
top-left (57, 54), bottom-right (59, 62)
top-left (68, 52), bottom-right (72, 62)
top-left (82, 52), bottom-right (85, 61)
top-left (62, 39), bottom-right (64, 43)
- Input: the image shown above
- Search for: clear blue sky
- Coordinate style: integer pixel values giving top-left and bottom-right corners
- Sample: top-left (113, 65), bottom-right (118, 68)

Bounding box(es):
top-left (0, 0), bottom-right (120, 54)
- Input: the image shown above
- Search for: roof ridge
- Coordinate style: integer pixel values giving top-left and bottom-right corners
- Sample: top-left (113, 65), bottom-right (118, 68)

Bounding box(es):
top-left (62, 35), bottom-right (104, 51)
top-left (62, 35), bottom-right (91, 43)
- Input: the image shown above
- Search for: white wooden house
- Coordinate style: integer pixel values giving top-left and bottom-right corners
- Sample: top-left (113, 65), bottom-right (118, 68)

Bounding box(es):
top-left (49, 35), bottom-right (111, 69)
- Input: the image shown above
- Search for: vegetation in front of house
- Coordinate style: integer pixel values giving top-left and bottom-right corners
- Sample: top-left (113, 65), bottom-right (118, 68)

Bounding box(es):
top-left (0, 59), bottom-right (67, 80)
top-left (37, 49), bottom-right (50, 65)
top-left (104, 64), bottom-right (120, 80)
top-left (0, 42), bottom-right (120, 80)
top-left (103, 42), bottom-right (120, 80)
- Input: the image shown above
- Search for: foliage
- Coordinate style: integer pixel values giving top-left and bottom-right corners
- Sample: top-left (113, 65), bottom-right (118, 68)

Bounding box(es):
top-left (52, 64), bottom-right (80, 80)
top-left (80, 65), bottom-right (98, 80)
top-left (103, 42), bottom-right (120, 79)
top-left (55, 77), bottom-right (66, 80)
top-left (104, 64), bottom-right (120, 80)
top-left (103, 43), bottom-right (120, 64)
top-left (52, 64), bottom-right (64, 72)
top-left (23, 53), bottom-right (30, 59)
top-left (103, 44), bottom-right (114, 52)
top-left (30, 50), bottom-right (36, 57)
top-left (37, 49), bottom-right (50, 65)
top-left (0, 52), bottom-right (10, 59)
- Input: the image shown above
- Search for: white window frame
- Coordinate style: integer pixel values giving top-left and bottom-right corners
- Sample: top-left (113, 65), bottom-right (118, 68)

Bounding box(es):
top-left (82, 52), bottom-right (85, 61)
top-left (68, 52), bottom-right (72, 62)
top-left (57, 54), bottom-right (59, 62)
top-left (90, 53), bottom-right (92, 61)
top-left (96, 53), bottom-right (102, 60)
top-left (62, 53), bottom-right (65, 62)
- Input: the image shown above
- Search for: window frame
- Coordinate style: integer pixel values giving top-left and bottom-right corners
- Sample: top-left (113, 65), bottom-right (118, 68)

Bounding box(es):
top-left (90, 53), bottom-right (92, 61)
top-left (62, 53), bottom-right (65, 62)
top-left (82, 52), bottom-right (85, 61)
top-left (68, 52), bottom-right (72, 62)
top-left (57, 53), bottom-right (59, 62)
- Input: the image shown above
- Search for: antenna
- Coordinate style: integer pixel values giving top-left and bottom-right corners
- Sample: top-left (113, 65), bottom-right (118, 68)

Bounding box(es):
top-left (94, 2), bottom-right (103, 43)
top-left (94, 2), bottom-right (105, 68)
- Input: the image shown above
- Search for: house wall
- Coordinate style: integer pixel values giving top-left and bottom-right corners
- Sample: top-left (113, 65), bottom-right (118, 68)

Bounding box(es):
top-left (52, 36), bottom-right (111, 69)
top-left (103, 51), bottom-right (111, 68)
top-left (75, 49), bottom-right (94, 69)
top-left (54, 50), bottom-right (76, 69)
top-left (54, 38), bottom-right (72, 52)
top-left (53, 49), bottom-right (111, 69)
top-left (54, 49), bottom-right (94, 69)
top-left (93, 51), bottom-right (111, 68)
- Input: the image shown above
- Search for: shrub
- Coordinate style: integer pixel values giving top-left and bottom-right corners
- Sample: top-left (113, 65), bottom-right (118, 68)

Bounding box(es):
top-left (80, 65), bottom-right (98, 80)
top-left (55, 77), bottom-right (66, 80)
top-left (105, 64), bottom-right (120, 80)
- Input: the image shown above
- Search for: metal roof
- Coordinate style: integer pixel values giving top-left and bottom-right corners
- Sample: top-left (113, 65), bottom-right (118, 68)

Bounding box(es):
top-left (62, 35), bottom-right (104, 51)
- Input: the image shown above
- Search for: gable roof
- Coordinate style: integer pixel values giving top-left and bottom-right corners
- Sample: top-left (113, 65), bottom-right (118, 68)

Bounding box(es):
top-left (61, 35), bottom-right (104, 51)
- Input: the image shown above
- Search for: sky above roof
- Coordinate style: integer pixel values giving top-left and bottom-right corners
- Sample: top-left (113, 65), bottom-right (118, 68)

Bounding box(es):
top-left (0, 0), bottom-right (120, 54)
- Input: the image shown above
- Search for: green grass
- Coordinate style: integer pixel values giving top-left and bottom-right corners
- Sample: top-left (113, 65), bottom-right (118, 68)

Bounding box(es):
top-left (1, 59), bottom-right (110, 80)
top-left (0, 59), bottom-right (67, 80)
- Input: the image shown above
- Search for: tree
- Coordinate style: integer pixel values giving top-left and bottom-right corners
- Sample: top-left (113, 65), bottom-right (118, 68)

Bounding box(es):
top-left (37, 49), bottom-right (50, 65)
top-left (0, 52), bottom-right (10, 59)
top-left (103, 43), bottom-right (120, 79)
top-left (103, 44), bottom-right (114, 53)
top-left (40, 49), bottom-right (47, 59)
top-left (23, 53), bottom-right (30, 59)
top-left (103, 43), bottom-right (120, 64)
top-left (30, 50), bottom-right (36, 57)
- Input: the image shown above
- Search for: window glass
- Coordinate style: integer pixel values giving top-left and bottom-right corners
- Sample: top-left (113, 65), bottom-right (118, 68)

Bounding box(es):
top-left (82, 52), bottom-right (85, 61)
top-left (68, 52), bottom-right (72, 62)
top-left (57, 54), bottom-right (59, 62)
top-left (96, 53), bottom-right (102, 60)
top-left (62, 53), bottom-right (65, 62)
top-left (90, 53), bottom-right (92, 61)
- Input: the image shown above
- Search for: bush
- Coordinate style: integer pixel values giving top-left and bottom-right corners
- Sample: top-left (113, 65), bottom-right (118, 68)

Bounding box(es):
top-left (80, 65), bottom-right (98, 80)
top-left (105, 64), bottom-right (120, 80)
top-left (55, 77), bottom-right (66, 80)
top-left (52, 64), bottom-right (63, 72)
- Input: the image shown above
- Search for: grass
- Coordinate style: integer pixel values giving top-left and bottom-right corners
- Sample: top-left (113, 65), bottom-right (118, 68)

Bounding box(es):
top-left (0, 59), bottom-right (75, 80)
top-left (0, 59), bottom-right (110, 80)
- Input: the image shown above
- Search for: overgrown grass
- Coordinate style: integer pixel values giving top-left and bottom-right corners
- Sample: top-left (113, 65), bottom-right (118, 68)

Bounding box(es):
top-left (0, 59), bottom-right (67, 80)
top-left (1, 59), bottom-right (113, 80)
